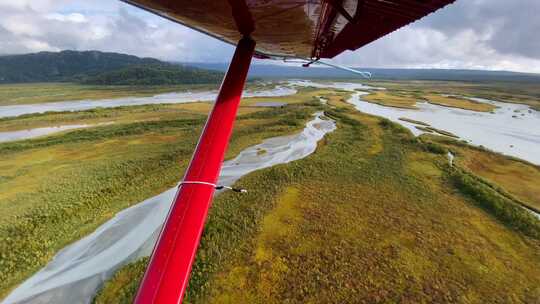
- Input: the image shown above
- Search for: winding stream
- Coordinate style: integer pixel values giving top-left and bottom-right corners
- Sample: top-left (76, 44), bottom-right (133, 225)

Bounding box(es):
top-left (3, 112), bottom-right (335, 304)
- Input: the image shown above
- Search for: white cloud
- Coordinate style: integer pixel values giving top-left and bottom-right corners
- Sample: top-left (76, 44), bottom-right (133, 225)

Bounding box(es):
top-left (0, 0), bottom-right (56, 12)
top-left (46, 13), bottom-right (88, 23)
top-left (333, 8), bottom-right (540, 73)
top-left (0, 0), bottom-right (538, 73)
top-left (21, 39), bottom-right (57, 52)
top-left (1, 15), bottom-right (43, 36)
top-left (0, 1), bottom-right (232, 61)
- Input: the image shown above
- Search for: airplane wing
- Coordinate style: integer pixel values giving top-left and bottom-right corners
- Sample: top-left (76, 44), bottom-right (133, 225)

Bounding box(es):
top-left (122, 0), bottom-right (455, 60)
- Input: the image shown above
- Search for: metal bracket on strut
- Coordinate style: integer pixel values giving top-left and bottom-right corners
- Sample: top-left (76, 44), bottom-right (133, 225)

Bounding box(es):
top-left (180, 181), bottom-right (247, 193)
top-left (302, 58), bottom-right (319, 67)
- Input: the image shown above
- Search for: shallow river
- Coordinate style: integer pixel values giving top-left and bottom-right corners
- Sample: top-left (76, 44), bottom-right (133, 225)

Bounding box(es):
top-left (0, 86), bottom-right (296, 119)
top-left (3, 112), bottom-right (335, 304)
top-left (348, 92), bottom-right (540, 165)
top-left (291, 80), bottom-right (540, 165)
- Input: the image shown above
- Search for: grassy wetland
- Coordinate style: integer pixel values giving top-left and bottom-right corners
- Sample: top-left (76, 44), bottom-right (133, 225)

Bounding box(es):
top-left (367, 80), bottom-right (540, 111)
top-left (423, 134), bottom-right (540, 214)
top-left (423, 94), bottom-right (496, 112)
top-left (0, 83), bottom-right (215, 106)
top-left (0, 80), bottom-right (538, 303)
top-left (361, 91), bottom-right (419, 109)
top-left (92, 87), bottom-right (539, 303)
top-left (0, 87), bottom-right (328, 299)
top-left (361, 88), bottom-right (497, 112)
top-left (0, 81), bottom-right (277, 107)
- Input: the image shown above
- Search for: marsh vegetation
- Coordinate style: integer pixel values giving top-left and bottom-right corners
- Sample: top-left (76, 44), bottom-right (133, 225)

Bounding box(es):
top-left (368, 80), bottom-right (540, 111)
top-left (1, 82), bottom-right (539, 303)
top-left (0, 89), bottom-right (322, 298)
top-left (361, 89), bottom-right (497, 112)
top-left (95, 90), bottom-right (539, 303)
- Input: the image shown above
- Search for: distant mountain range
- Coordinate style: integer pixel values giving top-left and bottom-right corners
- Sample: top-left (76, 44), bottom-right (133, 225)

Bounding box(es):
top-left (0, 50), bottom-right (223, 85)
top-left (188, 62), bottom-right (540, 83)
top-left (1, 50), bottom-right (539, 85)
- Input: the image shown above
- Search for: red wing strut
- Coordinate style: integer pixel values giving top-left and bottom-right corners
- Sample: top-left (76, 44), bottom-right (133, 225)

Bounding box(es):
top-left (134, 37), bottom-right (255, 303)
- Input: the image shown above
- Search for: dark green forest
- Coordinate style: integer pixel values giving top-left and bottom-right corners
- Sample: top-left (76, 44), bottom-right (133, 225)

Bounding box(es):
top-left (0, 50), bottom-right (222, 85)
top-left (81, 64), bottom-right (223, 85)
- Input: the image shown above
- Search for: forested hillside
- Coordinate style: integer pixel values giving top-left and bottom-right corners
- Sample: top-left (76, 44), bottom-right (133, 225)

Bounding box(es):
top-left (0, 50), bottom-right (222, 85)
top-left (82, 64), bottom-right (223, 85)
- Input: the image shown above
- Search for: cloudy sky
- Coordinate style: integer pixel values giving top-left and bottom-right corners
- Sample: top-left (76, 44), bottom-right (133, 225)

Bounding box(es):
top-left (1, 0), bottom-right (539, 73)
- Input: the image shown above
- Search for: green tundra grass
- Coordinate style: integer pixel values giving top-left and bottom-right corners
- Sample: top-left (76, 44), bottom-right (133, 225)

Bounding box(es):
top-left (0, 83), bottom-right (216, 106)
top-left (0, 81), bottom-right (275, 106)
top-left (368, 80), bottom-right (540, 111)
top-left (94, 94), bottom-right (540, 303)
top-left (0, 88), bottom-right (327, 299)
top-left (422, 134), bottom-right (540, 214)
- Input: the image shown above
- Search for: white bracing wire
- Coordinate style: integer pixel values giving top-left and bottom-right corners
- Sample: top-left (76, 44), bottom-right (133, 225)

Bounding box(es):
top-left (282, 58), bottom-right (372, 78)
top-left (313, 60), bottom-right (372, 78)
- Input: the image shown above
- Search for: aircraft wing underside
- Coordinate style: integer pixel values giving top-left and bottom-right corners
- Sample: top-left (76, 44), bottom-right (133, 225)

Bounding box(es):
top-left (122, 0), bottom-right (455, 60)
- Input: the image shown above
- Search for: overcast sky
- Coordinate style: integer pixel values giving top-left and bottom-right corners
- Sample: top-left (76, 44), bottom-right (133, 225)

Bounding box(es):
top-left (1, 0), bottom-right (539, 73)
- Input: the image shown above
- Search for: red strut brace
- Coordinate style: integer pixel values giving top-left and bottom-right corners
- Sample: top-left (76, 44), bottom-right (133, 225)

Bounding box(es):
top-left (134, 37), bottom-right (256, 304)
